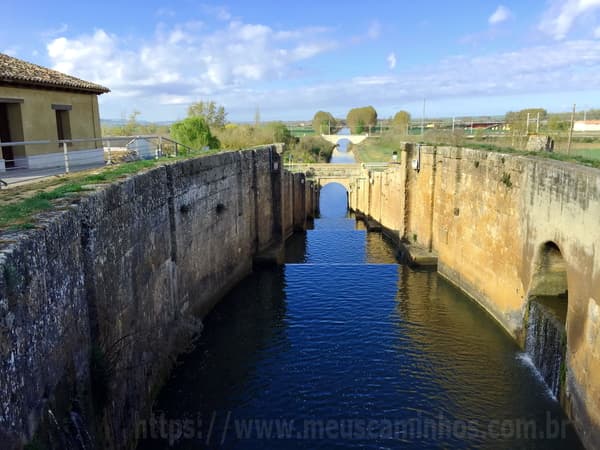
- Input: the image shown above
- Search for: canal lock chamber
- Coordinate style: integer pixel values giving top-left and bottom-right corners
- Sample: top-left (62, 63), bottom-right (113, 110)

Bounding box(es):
top-left (139, 188), bottom-right (582, 449)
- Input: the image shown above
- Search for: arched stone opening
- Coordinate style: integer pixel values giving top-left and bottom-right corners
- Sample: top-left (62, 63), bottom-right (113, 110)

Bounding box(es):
top-left (529, 241), bottom-right (568, 298)
top-left (336, 138), bottom-right (351, 152)
top-left (318, 178), bottom-right (351, 191)
top-left (318, 182), bottom-right (349, 218)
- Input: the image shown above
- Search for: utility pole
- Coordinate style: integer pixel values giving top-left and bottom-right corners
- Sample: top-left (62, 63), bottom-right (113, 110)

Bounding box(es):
top-left (452, 117), bottom-right (455, 133)
top-left (421, 98), bottom-right (426, 136)
top-left (567, 103), bottom-right (576, 155)
top-left (536, 112), bottom-right (540, 134)
top-left (526, 112), bottom-right (530, 134)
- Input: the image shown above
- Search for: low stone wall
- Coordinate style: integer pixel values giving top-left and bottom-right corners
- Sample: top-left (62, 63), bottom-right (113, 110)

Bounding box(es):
top-left (349, 144), bottom-right (600, 449)
top-left (0, 146), bottom-right (315, 449)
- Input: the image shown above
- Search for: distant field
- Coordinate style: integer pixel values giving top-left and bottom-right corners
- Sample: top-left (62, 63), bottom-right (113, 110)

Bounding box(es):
top-left (288, 127), bottom-right (316, 137)
top-left (562, 148), bottom-right (600, 160)
top-left (354, 136), bottom-right (600, 164)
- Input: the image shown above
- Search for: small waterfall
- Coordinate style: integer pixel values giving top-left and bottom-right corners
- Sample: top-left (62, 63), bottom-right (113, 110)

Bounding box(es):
top-left (70, 411), bottom-right (93, 450)
top-left (525, 298), bottom-right (567, 398)
top-left (45, 408), bottom-right (93, 449)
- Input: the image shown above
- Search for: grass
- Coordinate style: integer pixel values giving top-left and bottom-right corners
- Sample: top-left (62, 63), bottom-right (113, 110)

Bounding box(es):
top-left (567, 148), bottom-right (600, 160)
top-left (288, 127), bottom-right (316, 138)
top-left (353, 133), bottom-right (600, 169)
top-left (0, 151), bottom-right (220, 231)
top-left (0, 183), bottom-right (88, 229)
top-left (351, 138), bottom-right (400, 163)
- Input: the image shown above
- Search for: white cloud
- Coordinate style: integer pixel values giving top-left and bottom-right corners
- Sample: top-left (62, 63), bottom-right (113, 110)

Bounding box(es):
top-left (595, 25), bottom-right (600, 37)
top-left (539, 0), bottom-right (600, 40)
top-left (209, 39), bottom-right (600, 120)
top-left (41, 23), bottom-right (69, 38)
top-left (387, 52), bottom-right (396, 69)
top-left (2, 48), bottom-right (18, 57)
top-left (46, 21), bottom-right (337, 101)
top-left (44, 17), bottom-right (600, 121)
top-left (489, 5), bottom-right (511, 24)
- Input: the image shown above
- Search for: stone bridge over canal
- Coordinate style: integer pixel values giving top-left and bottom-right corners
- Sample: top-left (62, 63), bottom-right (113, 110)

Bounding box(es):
top-left (320, 134), bottom-right (370, 145)
top-left (285, 162), bottom-right (388, 191)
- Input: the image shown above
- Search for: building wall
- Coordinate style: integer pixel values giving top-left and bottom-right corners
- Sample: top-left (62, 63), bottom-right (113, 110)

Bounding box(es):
top-left (0, 147), bottom-right (315, 449)
top-left (349, 144), bottom-right (600, 449)
top-left (573, 121), bottom-right (600, 132)
top-left (0, 85), bottom-right (103, 168)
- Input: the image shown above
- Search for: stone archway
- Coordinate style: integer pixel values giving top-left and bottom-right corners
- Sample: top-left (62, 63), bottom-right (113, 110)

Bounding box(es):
top-left (317, 177), bottom-right (352, 192)
top-left (320, 134), bottom-right (369, 145)
top-left (529, 241), bottom-right (568, 297)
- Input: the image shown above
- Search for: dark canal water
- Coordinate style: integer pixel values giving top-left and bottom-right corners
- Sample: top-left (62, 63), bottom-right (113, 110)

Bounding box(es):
top-left (138, 184), bottom-right (582, 449)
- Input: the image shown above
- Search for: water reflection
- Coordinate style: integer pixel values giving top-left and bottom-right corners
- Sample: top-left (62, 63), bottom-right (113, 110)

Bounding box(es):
top-left (330, 128), bottom-right (356, 164)
top-left (318, 183), bottom-right (348, 218)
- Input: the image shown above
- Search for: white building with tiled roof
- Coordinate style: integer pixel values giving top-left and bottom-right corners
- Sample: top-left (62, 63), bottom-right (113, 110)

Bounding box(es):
top-left (0, 53), bottom-right (110, 171)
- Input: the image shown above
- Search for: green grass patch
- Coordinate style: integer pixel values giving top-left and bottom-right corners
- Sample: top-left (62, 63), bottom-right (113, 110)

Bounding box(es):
top-left (567, 148), bottom-right (600, 161)
top-left (0, 156), bottom-right (192, 229)
top-left (0, 182), bottom-right (91, 228)
top-left (353, 131), bottom-right (600, 170)
top-left (0, 150), bottom-right (226, 230)
top-left (1, 197), bottom-right (53, 227)
top-left (288, 128), bottom-right (316, 138)
top-left (352, 136), bottom-right (401, 162)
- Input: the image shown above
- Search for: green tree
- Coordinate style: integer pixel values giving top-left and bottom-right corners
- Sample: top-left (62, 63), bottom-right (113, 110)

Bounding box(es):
top-left (187, 100), bottom-right (227, 128)
top-left (122, 110), bottom-right (141, 135)
top-left (547, 115), bottom-right (569, 131)
top-left (312, 111), bottom-right (337, 134)
top-left (346, 106), bottom-right (377, 134)
top-left (505, 108), bottom-right (547, 134)
top-left (355, 119), bottom-right (365, 134)
top-left (392, 110), bottom-right (411, 133)
top-left (584, 109), bottom-right (600, 120)
top-left (265, 122), bottom-right (294, 145)
top-left (170, 116), bottom-right (220, 150)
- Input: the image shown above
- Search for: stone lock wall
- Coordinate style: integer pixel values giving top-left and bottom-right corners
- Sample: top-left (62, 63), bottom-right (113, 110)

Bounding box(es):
top-left (0, 146), bottom-right (315, 449)
top-left (349, 144), bottom-right (600, 449)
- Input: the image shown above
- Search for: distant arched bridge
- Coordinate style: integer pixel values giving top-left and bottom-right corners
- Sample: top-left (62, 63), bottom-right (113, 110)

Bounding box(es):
top-left (320, 134), bottom-right (370, 145)
top-left (285, 162), bottom-right (388, 191)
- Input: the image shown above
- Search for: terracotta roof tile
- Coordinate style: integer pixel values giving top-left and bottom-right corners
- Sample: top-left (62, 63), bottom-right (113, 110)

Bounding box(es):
top-left (0, 53), bottom-right (110, 94)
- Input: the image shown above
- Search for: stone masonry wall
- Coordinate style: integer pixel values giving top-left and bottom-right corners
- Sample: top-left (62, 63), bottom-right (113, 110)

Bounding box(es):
top-left (0, 146), bottom-right (313, 449)
top-left (349, 144), bottom-right (600, 449)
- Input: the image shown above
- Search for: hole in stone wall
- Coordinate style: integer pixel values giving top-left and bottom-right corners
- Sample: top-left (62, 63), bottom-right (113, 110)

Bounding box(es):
top-left (529, 242), bottom-right (568, 298)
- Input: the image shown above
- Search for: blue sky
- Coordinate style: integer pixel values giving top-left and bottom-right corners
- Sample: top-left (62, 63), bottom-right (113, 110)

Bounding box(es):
top-left (3, 0), bottom-right (600, 122)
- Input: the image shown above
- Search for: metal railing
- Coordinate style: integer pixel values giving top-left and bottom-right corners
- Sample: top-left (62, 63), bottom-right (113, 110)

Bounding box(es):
top-left (0, 135), bottom-right (196, 187)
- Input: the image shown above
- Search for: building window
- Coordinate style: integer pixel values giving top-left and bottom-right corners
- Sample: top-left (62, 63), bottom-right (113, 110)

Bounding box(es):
top-left (55, 109), bottom-right (71, 143)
